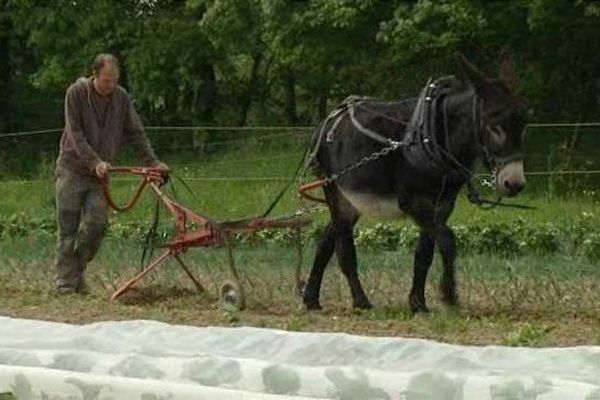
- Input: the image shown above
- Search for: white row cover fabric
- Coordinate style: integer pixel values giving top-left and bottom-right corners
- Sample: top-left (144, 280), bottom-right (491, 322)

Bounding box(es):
top-left (0, 316), bottom-right (599, 399)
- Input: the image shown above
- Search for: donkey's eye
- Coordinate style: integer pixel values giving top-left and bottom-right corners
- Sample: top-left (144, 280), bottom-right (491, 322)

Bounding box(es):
top-left (486, 125), bottom-right (507, 148)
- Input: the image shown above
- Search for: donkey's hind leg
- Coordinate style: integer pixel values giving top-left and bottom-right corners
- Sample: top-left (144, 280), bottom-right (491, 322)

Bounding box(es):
top-left (334, 211), bottom-right (372, 310)
top-left (437, 225), bottom-right (458, 307)
top-left (303, 221), bottom-right (336, 310)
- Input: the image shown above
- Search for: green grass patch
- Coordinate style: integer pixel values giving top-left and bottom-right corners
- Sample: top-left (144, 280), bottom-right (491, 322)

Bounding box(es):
top-left (2, 135), bottom-right (600, 345)
top-left (0, 236), bottom-right (599, 346)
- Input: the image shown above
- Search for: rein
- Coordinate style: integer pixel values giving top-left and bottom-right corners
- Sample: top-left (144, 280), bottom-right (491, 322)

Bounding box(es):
top-left (301, 78), bottom-right (534, 211)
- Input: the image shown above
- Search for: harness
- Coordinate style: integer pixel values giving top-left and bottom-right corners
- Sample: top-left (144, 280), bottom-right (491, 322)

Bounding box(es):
top-left (301, 78), bottom-right (533, 210)
top-left (306, 95), bottom-right (404, 171)
top-left (403, 76), bottom-right (458, 172)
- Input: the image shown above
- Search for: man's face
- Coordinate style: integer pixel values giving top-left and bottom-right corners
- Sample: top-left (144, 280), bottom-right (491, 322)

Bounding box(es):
top-left (94, 63), bottom-right (119, 96)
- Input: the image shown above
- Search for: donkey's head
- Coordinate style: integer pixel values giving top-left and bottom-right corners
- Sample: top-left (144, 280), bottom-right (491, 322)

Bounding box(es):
top-left (458, 52), bottom-right (526, 197)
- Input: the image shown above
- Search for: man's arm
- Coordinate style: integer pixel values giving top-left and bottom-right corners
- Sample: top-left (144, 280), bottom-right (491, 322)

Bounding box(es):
top-left (64, 85), bottom-right (102, 172)
top-left (124, 95), bottom-right (161, 167)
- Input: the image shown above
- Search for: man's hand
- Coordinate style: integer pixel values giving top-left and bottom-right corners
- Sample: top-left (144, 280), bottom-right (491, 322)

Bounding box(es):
top-left (151, 161), bottom-right (170, 184)
top-left (152, 161), bottom-right (170, 172)
top-left (94, 161), bottom-right (111, 178)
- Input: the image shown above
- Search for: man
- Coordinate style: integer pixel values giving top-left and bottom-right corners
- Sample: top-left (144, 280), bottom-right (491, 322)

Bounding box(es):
top-left (54, 53), bottom-right (168, 294)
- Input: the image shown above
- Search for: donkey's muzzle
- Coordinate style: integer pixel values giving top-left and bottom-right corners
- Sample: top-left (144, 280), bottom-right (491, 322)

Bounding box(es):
top-left (496, 160), bottom-right (525, 197)
top-left (503, 178), bottom-right (525, 196)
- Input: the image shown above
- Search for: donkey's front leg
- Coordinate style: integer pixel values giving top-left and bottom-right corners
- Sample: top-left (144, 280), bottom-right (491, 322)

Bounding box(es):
top-left (409, 231), bottom-right (435, 313)
top-left (437, 225), bottom-right (458, 307)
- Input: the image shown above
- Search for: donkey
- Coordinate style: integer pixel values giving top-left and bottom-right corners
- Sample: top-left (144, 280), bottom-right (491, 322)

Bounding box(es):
top-left (304, 54), bottom-right (526, 313)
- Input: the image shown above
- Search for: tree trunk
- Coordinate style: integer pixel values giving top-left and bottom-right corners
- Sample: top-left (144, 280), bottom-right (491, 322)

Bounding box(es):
top-left (0, 0), bottom-right (10, 132)
top-left (282, 69), bottom-right (297, 124)
top-left (198, 62), bottom-right (217, 123)
top-left (317, 96), bottom-right (328, 121)
top-left (238, 53), bottom-right (263, 126)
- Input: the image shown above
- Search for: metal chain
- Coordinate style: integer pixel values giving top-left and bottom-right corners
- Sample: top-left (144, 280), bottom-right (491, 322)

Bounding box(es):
top-left (325, 141), bottom-right (407, 184)
top-left (292, 141), bottom-right (408, 216)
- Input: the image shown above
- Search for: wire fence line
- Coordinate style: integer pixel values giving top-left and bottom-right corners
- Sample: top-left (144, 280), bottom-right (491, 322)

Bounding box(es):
top-left (2, 121), bottom-right (600, 140)
top-left (2, 123), bottom-right (600, 183)
top-left (1, 176), bottom-right (293, 184)
top-left (2, 131), bottom-right (310, 153)
top-left (0, 128), bottom-right (63, 139)
top-left (4, 170), bottom-right (600, 185)
top-left (0, 125), bottom-right (313, 139)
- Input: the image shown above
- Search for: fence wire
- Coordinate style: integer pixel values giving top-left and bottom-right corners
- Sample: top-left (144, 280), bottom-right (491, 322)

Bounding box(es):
top-left (1, 123), bottom-right (600, 182)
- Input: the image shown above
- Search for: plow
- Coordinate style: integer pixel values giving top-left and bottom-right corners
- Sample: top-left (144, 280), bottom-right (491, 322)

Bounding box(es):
top-left (102, 166), bottom-right (315, 309)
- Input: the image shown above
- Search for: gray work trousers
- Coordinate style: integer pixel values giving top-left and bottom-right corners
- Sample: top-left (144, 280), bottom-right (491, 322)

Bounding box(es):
top-left (54, 166), bottom-right (108, 289)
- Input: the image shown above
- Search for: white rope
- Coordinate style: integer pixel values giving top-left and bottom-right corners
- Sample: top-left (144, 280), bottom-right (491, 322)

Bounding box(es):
top-left (3, 122), bottom-right (600, 139)
top-left (152, 131), bottom-right (307, 151)
top-left (525, 122), bottom-right (600, 129)
top-left (0, 126), bottom-right (312, 139)
top-left (472, 170), bottom-right (600, 177)
top-left (177, 154), bottom-right (298, 167)
top-left (0, 129), bottom-right (62, 139)
top-left (525, 170), bottom-right (600, 176)
top-left (145, 125), bottom-right (312, 131)
top-left (0, 176), bottom-right (291, 184)
top-left (5, 170), bottom-right (600, 185)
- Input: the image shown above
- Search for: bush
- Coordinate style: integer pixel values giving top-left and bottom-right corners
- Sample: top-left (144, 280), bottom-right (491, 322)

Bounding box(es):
top-left (1, 213), bottom-right (599, 260)
top-left (355, 223), bottom-right (402, 251)
top-left (581, 233), bottom-right (600, 262)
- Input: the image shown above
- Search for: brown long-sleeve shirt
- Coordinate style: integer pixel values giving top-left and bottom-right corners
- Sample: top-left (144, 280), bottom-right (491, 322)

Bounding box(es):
top-left (56, 77), bottom-right (158, 175)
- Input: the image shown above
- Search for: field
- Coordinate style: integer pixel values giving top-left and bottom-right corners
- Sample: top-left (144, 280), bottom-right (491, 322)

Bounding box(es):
top-left (1, 129), bottom-right (600, 347)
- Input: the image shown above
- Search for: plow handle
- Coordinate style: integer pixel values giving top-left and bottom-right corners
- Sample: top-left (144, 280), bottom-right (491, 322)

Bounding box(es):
top-left (101, 166), bottom-right (168, 212)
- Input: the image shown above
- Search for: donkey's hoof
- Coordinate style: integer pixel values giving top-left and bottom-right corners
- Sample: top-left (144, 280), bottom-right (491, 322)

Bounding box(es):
top-left (304, 298), bottom-right (323, 311)
top-left (353, 300), bottom-right (373, 310)
top-left (409, 297), bottom-right (430, 314)
top-left (411, 305), bottom-right (430, 314)
top-left (440, 284), bottom-right (459, 307)
top-left (442, 290), bottom-right (458, 307)
top-left (442, 297), bottom-right (460, 309)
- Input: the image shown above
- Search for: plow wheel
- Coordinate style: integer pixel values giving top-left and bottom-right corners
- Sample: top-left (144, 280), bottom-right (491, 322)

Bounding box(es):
top-left (220, 280), bottom-right (244, 310)
top-left (224, 236), bottom-right (246, 310)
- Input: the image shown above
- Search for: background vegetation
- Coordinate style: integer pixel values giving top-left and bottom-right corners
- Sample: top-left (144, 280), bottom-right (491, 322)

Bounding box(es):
top-left (0, 0), bottom-right (599, 344)
top-left (1, 0), bottom-right (600, 176)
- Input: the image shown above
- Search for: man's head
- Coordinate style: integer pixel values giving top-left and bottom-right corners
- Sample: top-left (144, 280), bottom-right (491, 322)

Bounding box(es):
top-left (92, 53), bottom-right (119, 96)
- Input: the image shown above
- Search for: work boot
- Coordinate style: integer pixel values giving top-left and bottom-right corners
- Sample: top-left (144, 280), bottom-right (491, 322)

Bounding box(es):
top-left (55, 272), bottom-right (86, 296)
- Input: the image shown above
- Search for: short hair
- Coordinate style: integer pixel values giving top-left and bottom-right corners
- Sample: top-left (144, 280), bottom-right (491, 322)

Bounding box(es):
top-left (92, 53), bottom-right (119, 76)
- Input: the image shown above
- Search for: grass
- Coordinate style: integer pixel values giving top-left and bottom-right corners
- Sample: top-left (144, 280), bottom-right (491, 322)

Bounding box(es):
top-left (2, 133), bottom-right (600, 346)
top-left (0, 236), bottom-right (599, 346)
top-left (3, 132), bottom-right (600, 226)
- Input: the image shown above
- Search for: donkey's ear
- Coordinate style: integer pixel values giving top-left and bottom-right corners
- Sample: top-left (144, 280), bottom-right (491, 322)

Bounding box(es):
top-left (498, 47), bottom-right (518, 92)
top-left (455, 52), bottom-right (488, 93)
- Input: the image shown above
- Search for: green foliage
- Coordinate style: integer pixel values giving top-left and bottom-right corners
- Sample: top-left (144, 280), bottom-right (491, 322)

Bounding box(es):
top-left (356, 223), bottom-right (404, 251)
top-left (0, 212), bottom-right (55, 239)
top-left (378, 0), bottom-right (486, 59)
top-left (4, 0), bottom-right (600, 134)
top-left (3, 0), bottom-right (600, 181)
top-left (3, 212), bottom-right (600, 262)
top-left (502, 322), bottom-right (551, 347)
top-left (581, 233), bottom-right (600, 262)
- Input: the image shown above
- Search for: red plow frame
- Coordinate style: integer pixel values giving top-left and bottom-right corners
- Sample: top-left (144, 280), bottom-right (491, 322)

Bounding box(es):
top-left (102, 167), bottom-right (310, 308)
